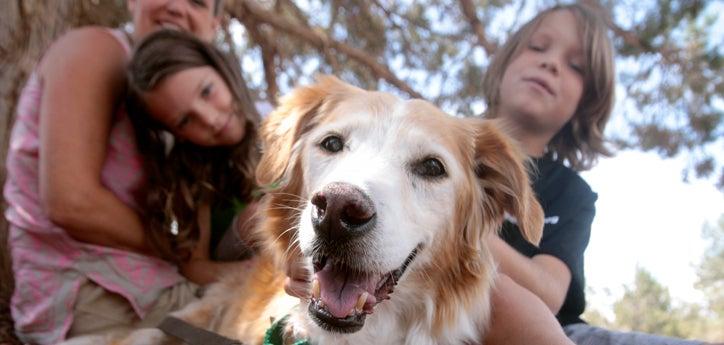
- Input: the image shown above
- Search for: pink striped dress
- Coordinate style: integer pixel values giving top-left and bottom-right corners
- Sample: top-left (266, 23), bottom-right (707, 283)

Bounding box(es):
top-left (3, 29), bottom-right (184, 344)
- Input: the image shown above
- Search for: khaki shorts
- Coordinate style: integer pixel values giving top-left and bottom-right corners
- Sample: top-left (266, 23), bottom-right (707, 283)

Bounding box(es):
top-left (67, 278), bottom-right (200, 338)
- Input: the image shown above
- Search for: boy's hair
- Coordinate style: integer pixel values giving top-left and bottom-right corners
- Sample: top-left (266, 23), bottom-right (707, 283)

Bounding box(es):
top-left (483, 3), bottom-right (615, 171)
top-left (127, 29), bottom-right (260, 262)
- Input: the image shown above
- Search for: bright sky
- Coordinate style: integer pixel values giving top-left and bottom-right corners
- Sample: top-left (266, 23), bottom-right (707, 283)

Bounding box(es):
top-left (581, 151), bottom-right (723, 316)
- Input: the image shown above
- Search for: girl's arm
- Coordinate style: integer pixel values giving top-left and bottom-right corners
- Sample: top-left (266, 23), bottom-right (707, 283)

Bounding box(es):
top-left (180, 203), bottom-right (261, 285)
top-left (213, 201), bottom-right (261, 261)
top-left (39, 27), bottom-right (153, 255)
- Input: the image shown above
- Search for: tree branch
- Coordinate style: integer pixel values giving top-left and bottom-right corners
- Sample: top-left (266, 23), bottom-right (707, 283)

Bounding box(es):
top-left (234, 0), bottom-right (422, 99)
top-left (458, 0), bottom-right (497, 56)
top-left (220, 16), bottom-right (242, 68)
top-left (232, 6), bottom-right (279, 103)
top-left (277, 0), bottom-right (310, 28)
top-left (581, 0), bottom-right (677, 63)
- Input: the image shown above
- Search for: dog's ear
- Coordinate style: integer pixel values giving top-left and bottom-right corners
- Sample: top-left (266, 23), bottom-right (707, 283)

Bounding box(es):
top-left (256, 75), bottom-right (349, 187)
top-left (472, 119), bottom-right (544, 245)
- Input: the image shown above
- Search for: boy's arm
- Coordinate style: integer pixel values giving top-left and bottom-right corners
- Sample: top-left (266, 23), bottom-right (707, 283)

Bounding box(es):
top-left (489, 235), bottom-right (571, 313)
top-left (490, 182), bottom-right (596, 314)
top-left (483, 274), bottom-right (574, 345)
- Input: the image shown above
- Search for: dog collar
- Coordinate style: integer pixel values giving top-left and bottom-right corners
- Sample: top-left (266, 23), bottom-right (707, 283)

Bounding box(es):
top-left (263, 314), bottom-right (310, 345)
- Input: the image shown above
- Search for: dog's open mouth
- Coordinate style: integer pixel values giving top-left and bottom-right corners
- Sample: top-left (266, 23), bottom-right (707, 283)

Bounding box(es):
top-left (307, 246), bottom-right (420, 333)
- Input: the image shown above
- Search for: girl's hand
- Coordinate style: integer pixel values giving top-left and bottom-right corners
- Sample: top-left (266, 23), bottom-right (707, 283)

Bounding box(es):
top-left (180, 256), bottom-right (259, 286)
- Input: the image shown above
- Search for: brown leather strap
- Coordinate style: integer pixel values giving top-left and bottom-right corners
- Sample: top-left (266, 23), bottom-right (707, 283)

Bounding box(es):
top-left (158, 316), bottom-right (242, 345)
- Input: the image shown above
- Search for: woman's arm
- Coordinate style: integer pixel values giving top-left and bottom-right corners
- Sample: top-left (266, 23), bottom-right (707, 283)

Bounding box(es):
top-left (38, 27), bottom-right (153, 255)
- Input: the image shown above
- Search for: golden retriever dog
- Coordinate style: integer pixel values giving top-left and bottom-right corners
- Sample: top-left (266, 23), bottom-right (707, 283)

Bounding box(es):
top-left (65, 75), bottom-right (543, 345)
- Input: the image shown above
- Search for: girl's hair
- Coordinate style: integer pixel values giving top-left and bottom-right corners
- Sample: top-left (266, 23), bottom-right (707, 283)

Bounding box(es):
top-left (483, 3), bottom-right (615, 171)
top-left (127, 29), bottom-right (260, 262)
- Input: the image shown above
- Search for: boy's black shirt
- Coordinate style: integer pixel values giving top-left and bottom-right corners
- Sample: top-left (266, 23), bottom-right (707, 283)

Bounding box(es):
top-left (500, 157), bottom-right (597, 326)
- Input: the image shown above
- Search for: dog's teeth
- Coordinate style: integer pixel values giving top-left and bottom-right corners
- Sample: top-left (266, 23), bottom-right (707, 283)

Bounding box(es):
top-left (355, 292), bottom-right (368, 312)
top-left (312, 279), bottom-right (320, 299)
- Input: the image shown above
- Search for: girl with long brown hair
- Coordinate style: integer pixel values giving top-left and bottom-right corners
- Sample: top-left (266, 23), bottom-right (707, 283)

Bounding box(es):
top-left (126, 28), bottom-right (263, 284)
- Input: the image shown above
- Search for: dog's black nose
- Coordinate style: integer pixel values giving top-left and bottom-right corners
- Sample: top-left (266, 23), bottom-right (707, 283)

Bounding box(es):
top-left (311, 182), bottom-right (376, 240)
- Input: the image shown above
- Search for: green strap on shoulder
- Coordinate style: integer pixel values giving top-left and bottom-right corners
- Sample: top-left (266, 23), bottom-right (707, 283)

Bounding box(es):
top-left (263, 314), bottom-right (310, 345)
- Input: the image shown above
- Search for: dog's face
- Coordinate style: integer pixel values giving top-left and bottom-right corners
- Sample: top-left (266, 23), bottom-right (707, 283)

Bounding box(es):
top-left (257, 76), bottom-right (543, 336)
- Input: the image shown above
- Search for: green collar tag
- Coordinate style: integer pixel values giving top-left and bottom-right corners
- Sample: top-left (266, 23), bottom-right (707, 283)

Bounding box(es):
top-left (263, 314), bottom-right (310, 345)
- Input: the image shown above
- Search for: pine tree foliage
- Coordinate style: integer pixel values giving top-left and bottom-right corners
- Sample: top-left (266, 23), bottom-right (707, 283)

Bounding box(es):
top-left (222, 0), bottom-right (722, 188)
top-left (612, 267), bottom-right (682, 336)
top-left (693, 214), bottom-right (724, 340)
top-left (1, 1), bottom-right (722, 188)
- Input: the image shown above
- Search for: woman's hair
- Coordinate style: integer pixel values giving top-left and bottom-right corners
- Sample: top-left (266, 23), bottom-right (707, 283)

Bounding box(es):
top-left (483, 3), bottom-right (615, 171)
top-left (127, 29), bottom-right (260, 262)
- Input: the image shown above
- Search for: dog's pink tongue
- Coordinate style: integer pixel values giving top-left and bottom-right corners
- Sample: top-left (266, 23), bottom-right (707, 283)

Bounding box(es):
top-left (315, 264), bottom-right (377, 318)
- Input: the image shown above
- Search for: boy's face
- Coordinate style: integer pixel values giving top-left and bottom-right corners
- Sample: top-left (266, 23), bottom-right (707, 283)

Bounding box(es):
top-left (128, 0), bottom-right (220, 42)
top-left (498, 9), bottom-right (584, 138)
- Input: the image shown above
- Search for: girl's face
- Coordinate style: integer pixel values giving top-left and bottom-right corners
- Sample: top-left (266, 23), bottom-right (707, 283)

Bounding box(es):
top-left (498, 9), bottom-right (584, 138)
top-left (142, 66), bottom-right (246, 147)
top-left (128, 0), bottom-right (219, 42)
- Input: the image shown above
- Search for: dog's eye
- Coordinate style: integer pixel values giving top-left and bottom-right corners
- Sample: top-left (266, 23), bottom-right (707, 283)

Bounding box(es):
top-left (320, 135), bottom-right (344, 153)
top-left (412, 157), bottom-right (446, 178)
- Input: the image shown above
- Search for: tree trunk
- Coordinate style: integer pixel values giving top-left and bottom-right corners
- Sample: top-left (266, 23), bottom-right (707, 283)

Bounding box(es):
top-left (0, 1), bottom-right (128, 342)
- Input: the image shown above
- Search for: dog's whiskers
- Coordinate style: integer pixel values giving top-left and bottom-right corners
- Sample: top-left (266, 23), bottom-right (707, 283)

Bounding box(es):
top-left (283, 237), bottom-right (303, 264)
top-left (266, 205), bottom-right (305, 213)
top-left (271, 225), bottom-right (299, 248)
top-left (267, 192), bottom-right (308, 203)
top-left (266, 201), bottom-right (305, 212)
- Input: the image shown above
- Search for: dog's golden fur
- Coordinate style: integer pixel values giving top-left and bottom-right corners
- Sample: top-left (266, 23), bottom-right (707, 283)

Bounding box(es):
top-left (66, 75), bottom-right (543, 345)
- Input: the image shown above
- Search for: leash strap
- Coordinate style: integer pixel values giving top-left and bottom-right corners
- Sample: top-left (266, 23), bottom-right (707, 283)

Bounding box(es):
top-left (158, 316), bottom-right (242, 345)
top-left (263, 314), bottom-right (310, 345)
